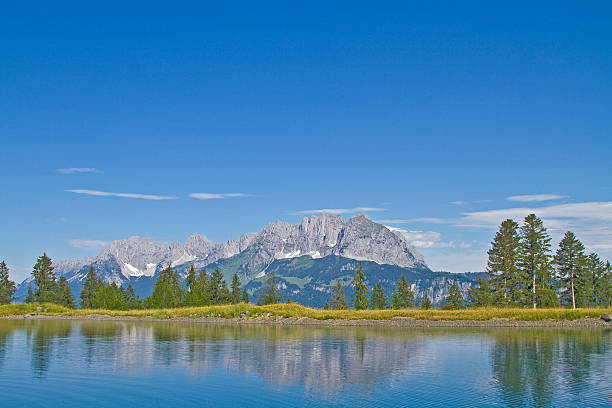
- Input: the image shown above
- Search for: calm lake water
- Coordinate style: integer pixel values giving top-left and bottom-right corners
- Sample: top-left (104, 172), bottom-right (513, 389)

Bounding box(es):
top-left (0, 320), bottom-right (610, 407)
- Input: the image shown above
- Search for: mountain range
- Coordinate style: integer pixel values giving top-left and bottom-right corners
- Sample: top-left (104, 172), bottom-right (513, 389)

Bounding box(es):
top-left (15, 213), bottom-right (483, 307)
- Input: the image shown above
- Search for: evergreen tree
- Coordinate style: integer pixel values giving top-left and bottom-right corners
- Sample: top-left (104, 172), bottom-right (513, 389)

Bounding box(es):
top-left (351, 262), bottom-right (369, 310)
top-left (371, 281), bottom-right (388, 310)
top-left (444, 282), bottom-right (465, 310)
top-left (257, 271), bottom-right (281, 305)
top-left (80, 267), bottom-right (102, 308)
top-left (468, 277), bottom-right (496, 307)
top-left (148, 266), bottom-right (184, 308)
top-left (518, 214), bottom-right (553, 309)
top-left (209, 269), bottom-right (230, 305)
top-left (241, 288), bottom-right (250, 304)
top-left (577, 253), bottom-right (599, 308)
top-left (487, 220), bottom-right (521, 306)
top-left (32, 253), bottom-right (58, 303)
top-left (185, 266), bottom-right (209, 306)
top-left (286, 297), bottom-right (292, 304)
top-left (57, 276), bottom-right (75, 308)
top-left (390, 275), bottom-right (414, 309)
top-left (596, 261), bottom-right (612, 307)
top-left (0, 261), bottom-right (16, 304)
top-left (25, 286), bottom-right (34, 303)
top-left (231, 274), bottom-right (241, 304)
top-left (185, 265), bottom-right (197, 293)
top-left (420, 294), bottom-right (433, 310)
top-left (554, 231), bottom-right (585, 309)
top-left (123, 284), bottom-right (140, 309)
top-left (93, 282), bottom-right (125, 309)
top-left (329, 280), bottom-right (347, 310)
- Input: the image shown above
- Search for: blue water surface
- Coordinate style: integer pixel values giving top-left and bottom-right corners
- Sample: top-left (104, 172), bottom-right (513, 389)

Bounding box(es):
top-left (0, 320), bottom-right (610, 407)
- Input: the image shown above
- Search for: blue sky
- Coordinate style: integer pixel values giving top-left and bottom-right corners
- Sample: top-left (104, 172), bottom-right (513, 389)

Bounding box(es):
top-left (2, 2), bottom-right (611, 282)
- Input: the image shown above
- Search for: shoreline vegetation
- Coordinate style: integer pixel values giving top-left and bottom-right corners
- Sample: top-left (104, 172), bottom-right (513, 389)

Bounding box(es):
top-left (1, 303), bottom-right (611, 327)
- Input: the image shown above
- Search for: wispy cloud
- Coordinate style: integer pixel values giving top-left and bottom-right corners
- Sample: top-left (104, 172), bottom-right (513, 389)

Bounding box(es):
top-left (57, 168), bottom-right (101, 174)
top-left (376, 217), bottom-right (449, 224)
top-left (385, 226), bottom-right (455, 248)
top-left (293, 207), bottom-right (386, 215)
top-left (69, 239), bottom-right (110, 249)
top-left (507, 194), bottom-right (568, 202)
top-left (66, 189), bottom-right (176, 200)
top-left (449, 201), bottom-right (466, 205)
top-left (189, 193), bottom-right (253, 200)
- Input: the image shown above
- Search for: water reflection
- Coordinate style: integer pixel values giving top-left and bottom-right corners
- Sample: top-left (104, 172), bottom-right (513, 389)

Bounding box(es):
top-left (0, 320), bottom-right (611, 406)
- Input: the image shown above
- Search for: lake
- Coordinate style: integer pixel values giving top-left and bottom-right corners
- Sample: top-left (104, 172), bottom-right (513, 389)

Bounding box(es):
top-left (0, 319), bottom-right (610, 407)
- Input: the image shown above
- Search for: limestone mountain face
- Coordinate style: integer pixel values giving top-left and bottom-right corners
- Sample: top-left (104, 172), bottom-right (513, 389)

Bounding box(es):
top-left (14, 214), bottom-right (434, 303)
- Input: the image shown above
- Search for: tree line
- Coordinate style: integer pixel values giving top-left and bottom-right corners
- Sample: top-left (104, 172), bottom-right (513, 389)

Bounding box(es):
top-left (469, 214), bottom-right (612, 309)
top-left (323, 262), bottom-right (463, 310)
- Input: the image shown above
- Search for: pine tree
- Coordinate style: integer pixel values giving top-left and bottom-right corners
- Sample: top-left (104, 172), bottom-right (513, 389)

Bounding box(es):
top-left (80, 267), bottom-right (102, 308)
top-left (390, 275), bottom-right (414, 309)
top-left (329, 280), bottom-right (347, 310)
top-left (554, 231), bottom-right (585, 309)
top-left (57, 277), bottom-right (75, 308)
top-left (257, 271), bottom-right (281, 305)
top-left (371, 282), bottom-right (388, 310)
top-left (123, 284), bottom-right (140, 309)
top-left (25, 286), bottom-right (34, 303)
top-left (185, 265), bottom-right (197, 292)
top-left (209, 269), bottom-right (230, 305)
top-left (0, 261), bottom-right (16, 304)
top-left (420, 294), bottom-right (433, 310)
top-left (231, 274), bottom-right (241, 304)
top-left (241, 288), bottom-right (250, 304)
top-left (487, 220), bottom-right (521, 306)
top-left (468, 277), bottom-right (496, 307)
top-left (577, 253), bottom-right (599, 308)
top-left (32, 253), bottom-right (58, 303)
top-left (444, 282), bottom-right (465, 310)
top-left (148, 266), bottom-right (184, 308)
top-left (93, 282), bottom-right (125, 309)
top-left (351, 262), bottom-right (369, 310)
top-left (518, 214), bottom-right (553, 309)
top-left (596, 261), bottom-right (612, 307)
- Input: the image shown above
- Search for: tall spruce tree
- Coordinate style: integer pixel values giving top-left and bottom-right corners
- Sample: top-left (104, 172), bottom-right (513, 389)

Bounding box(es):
top-left (487, 220), bottom-right (521, 306)
top-left (241, 288), bottom-right (250, 304)
top-left (148, 266), bottom-right (184, 308)
top-left (468, 277), bottom-right (496, 307)
top-left (123, 284), bottom-right (140, 309)
top-left (32, 253), bottom-right (58, 303)
top-left (257, 271), bottom-right (281, 305)
top-left (596, 261), bottom-right (612, 307)
top-left (371, 281), bottom-right (388, 310)
top-left (209, 269), bottom-right (230, 305)
top-left (554, 231), bottom-right (585, 309)
top-left (80, 267), bottom-right (102, 308)
top-left (231, 274), bottom-right (241, 304)
top-left (25, 286), bottom-right (35, 303)
top-left (577, 253), bottom-right (599, 308)
top-left (444, 282), bottom-right (465, 310)
top-left (518, 214), bottom-right (554, 309)
top-left (329, 280), bottom-right (347, 310)
top-left (420, 294), bottom-right (433, 310)
top-left (0, 261), bottom-right (16, 304)
top-left (351, 262), bottom-right (369, 310)
top-left (57, 276), bottom-right (75, 308)
top-left (390, 274), bottom-right (414, 309)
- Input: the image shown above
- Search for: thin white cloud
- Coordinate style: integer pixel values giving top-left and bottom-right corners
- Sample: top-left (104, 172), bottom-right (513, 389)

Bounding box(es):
top-left (189, 193), bottom-right (253, 200)
top-left (69, 239), bottom-right (110, 249)
top-left (450, 201), bottom-right (466, 205)
top-left (293, 207), bottom-right (386, 215)
top-left (385, 226), bottom-right (455, 248)
top-left (57, 168), bottom-right (101, 174)
top-left (376, 217), bottom-right (449, 224)
top-left (66, 189), bottom-right (176, 200)
top-left (507, 194), bottom-right (568, 202)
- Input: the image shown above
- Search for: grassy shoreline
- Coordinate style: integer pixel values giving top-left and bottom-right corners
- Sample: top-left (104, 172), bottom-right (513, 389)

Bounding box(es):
top-left (1, 303), bottom-right (611, 323)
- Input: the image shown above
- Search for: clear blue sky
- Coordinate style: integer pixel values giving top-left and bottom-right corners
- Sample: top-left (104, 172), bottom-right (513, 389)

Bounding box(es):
top-left (2, 1), bottom-right (611, 282)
